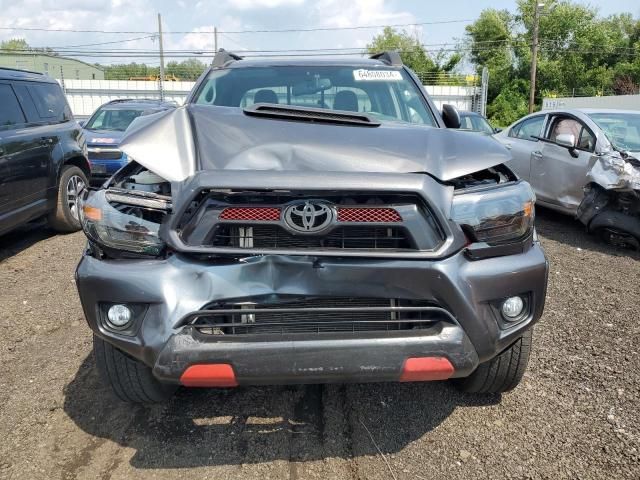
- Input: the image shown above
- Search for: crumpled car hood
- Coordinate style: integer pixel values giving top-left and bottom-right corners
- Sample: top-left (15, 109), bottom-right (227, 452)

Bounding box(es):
top-left (119, 105), bottom-right (511, 182)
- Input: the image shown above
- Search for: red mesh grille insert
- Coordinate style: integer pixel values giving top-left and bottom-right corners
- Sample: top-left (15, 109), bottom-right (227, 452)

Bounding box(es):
top-left (219, 207), bottom-right (281, 221)
top-left (337, 207), bottom-right (402, 223)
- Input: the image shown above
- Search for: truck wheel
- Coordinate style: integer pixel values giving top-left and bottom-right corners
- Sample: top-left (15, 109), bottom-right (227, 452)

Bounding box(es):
top-left (48, 165), bottom-right (88, 232)
top-left (93, 335), bottom-right (176, 404)
top-left (455, 329), bottom-right (532, 394)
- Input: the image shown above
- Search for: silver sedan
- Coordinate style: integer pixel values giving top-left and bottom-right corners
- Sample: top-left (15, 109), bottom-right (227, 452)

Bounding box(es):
top-left (494, 108), bottom-right (640, 247)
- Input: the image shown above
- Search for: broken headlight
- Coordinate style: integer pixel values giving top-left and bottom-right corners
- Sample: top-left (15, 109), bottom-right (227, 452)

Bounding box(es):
top-left (451, 181), bottom-right (535, 245)
top-left (79, 189), bottom-right (168, 256)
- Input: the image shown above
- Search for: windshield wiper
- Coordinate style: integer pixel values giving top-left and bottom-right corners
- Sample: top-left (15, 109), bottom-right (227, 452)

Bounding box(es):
top-left (243, 104), bottom-right (381, 127)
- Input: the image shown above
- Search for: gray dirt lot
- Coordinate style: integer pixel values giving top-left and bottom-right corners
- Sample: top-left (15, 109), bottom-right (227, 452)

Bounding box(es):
top-left (0, 208), bottom-right (638, 480)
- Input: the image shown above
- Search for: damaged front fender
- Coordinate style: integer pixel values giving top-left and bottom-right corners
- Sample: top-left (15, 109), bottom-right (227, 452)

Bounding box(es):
top-left (578, 150), bottom-right (640, 246)
top-left (586, 149), bottom-right (640, 192)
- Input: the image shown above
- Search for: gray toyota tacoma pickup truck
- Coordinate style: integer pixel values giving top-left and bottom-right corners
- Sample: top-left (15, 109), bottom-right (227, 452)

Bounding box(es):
top-left (76, 50), bottom-right (548, 403)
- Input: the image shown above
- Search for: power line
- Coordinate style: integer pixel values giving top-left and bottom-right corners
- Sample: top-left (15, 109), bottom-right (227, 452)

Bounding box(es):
top-left (51, 35), bottom-right (157, 49)
top-left (3, 39), bottom-right (639, 61)
top-left (204, 19), bottom-right (475, 34)
top-left (12, 36), bottom-right (640, 54)
top-left (0, 40), bottom-right (524, 54)
top-left (0, 18), bottom-right (474, 35)
top-left (0, 26), bottom-right (153, 34)
top-left (4, 44), bottom-right (638, 57)
top-left (218, 33), bottom-right (249, 51)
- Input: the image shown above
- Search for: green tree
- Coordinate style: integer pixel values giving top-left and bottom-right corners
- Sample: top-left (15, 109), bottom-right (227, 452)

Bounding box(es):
top-left (1, 38), bottom-right (30, 51)
top-left (103, 59), bottom-right (207, 81)
top-left (465, 9), bottom-right (516, 101)
top-left (466, 0), bottom-right (640, 125)
top-left (366, 27), bottom-right (461, 80)
top-left (1, 38), bottom-right (58, 55)
top-left (103, 63), bottom-right (160, 80)
top-left (165, 58), bottom-right (207, 81)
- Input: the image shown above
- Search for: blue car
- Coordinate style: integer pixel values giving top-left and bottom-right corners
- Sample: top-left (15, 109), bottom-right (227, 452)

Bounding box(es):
top-left (82, 99), bottom-right (176, 183)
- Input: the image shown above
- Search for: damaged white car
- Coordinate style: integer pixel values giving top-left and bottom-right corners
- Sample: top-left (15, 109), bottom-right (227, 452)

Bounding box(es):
top-left (495, 109), bottom-right (640, 248)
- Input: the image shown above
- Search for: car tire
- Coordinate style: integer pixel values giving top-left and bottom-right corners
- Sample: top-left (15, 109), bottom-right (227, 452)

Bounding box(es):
top-left (93, 335), bottom-right (177, 404)
top-left (48, 165), bottom-right (88, 232)
top-left (595, 227), bottom-right (640, 250)
top-left (454, 329), bottom-right (532, 394)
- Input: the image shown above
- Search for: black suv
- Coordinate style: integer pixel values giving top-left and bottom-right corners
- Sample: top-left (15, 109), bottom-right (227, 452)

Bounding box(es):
top-left (76, 51), bottom-right (548, 403)
top-left (0, 68), bottom-right (90, 235)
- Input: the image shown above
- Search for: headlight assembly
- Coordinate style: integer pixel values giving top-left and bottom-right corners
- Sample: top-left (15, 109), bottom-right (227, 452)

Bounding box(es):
top-left (80, 189), bottom-right (167, 256)
top-left (451, 181), bottom-right (535, 245)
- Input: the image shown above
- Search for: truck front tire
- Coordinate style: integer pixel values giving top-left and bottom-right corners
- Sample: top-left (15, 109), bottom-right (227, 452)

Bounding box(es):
top-left (454, 329), bottom-right (533, 394)
top-left (93, 335), bottom-right (176, 404)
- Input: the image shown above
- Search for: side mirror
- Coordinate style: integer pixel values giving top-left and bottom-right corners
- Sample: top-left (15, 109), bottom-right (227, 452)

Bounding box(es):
top-left (554, 133), bottom-right (580, 158)
top-left (78, 120), bottom-right (86, 127)
top-left (493, 127), bottom-right (502, 134)
top-left (441, 104), bottom-right (461, 129)
top-left (555, 133), bottom-right (575, 148)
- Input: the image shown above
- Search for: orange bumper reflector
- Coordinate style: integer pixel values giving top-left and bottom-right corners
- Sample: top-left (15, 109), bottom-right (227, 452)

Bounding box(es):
top-left (523, 200), bottom-right (534, 218)
top-left (82, 205), bottom-right (102, 221)
top-left (180, 364), bottom-right (238, 387)
top-left (399, 357), bottom-right (455, 382)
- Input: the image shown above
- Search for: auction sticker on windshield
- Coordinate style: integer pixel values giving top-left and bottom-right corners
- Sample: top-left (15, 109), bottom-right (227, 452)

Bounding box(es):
top-left (353, 69), bottom-right (403, 81)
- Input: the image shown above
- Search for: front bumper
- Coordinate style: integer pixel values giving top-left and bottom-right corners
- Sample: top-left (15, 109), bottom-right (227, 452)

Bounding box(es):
top-left (76, 243), bottom-right (548, 385)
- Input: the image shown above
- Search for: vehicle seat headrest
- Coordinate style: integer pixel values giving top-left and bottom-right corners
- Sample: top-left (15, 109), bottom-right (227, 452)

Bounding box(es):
top-left (333, 90), bottom-right (358, 112)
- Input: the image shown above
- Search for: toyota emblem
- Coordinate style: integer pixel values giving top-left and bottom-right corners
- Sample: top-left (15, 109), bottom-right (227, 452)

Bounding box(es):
top-left (284, 201), bottom-right (334, 233)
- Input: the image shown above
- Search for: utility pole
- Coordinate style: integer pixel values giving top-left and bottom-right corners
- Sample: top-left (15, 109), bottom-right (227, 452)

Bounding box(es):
top-left (157, 13), bottom-right (165, 101)
top-left (59, 65), bottom-right (65, 92)
top-left (528, 2), bottom-right (543, 113)
top-left (214, 26), bottom-right (218, 52)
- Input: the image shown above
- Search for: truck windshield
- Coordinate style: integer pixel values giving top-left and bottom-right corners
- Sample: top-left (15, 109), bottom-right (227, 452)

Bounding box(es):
top-left (588, 112), bottom-right (640, 152)
top-left (192, 65), bottom-right (437, 126)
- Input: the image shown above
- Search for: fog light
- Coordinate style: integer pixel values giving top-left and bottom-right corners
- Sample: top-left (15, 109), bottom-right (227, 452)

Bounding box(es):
top-left (107, 304), bottom-right (132, 328)
top-left (501, 296), bottom-right (524, 320)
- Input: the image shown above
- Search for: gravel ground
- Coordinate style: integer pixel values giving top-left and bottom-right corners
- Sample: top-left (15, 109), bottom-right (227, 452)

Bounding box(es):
top-left (0, 208), bottom-right (638, 480)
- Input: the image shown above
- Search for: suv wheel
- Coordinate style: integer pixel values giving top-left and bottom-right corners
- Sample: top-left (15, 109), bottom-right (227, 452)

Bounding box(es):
top-left (455, 329), bottom-right (532, 394)
top-left (93, 335), bottom-right (177, 404)
top-left (48, 165), bottom-right (88, 232)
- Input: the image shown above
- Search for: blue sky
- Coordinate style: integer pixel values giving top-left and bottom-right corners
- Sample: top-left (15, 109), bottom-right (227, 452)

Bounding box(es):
top-left (0, 0), bottom-right (637, 68)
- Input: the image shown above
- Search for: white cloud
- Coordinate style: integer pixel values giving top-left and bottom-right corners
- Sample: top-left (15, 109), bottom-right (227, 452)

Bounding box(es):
top-left (0, 0), bottom-right (418, 64)
top-left (226, 0), bottom-right (305, 10)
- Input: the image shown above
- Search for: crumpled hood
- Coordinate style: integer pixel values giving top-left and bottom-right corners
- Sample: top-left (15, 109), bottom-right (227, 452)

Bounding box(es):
top-left (120, 105), bottom-right (511, 182)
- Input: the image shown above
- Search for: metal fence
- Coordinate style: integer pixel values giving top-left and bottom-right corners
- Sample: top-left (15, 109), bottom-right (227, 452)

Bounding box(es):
top-left (58, 79), bottom-right (195, 118)
top-left (59, 67), bottom-right (489, 120)
top-left (417, 68), bottom-right (488, 115)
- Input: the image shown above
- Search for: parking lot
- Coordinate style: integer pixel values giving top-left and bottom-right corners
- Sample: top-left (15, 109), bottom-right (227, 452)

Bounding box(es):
top-left (0, 207), bottom-right (637, 480)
